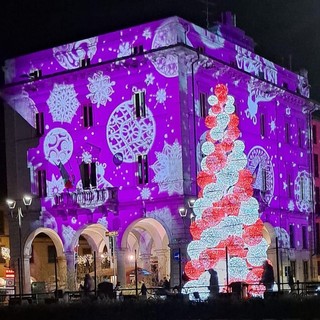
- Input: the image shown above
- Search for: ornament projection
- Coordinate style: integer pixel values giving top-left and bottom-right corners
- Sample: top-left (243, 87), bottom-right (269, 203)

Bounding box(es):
top-left (183, 84), bottom-right (267, 300)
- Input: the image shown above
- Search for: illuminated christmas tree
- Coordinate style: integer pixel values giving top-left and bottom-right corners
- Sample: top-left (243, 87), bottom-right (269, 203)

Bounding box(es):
top-left (183, 84), bottom-right (268, 300)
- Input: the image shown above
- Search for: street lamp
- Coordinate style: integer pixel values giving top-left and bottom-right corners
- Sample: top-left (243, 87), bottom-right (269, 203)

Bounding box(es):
top-left (6, 195), bottom-right (32, 298)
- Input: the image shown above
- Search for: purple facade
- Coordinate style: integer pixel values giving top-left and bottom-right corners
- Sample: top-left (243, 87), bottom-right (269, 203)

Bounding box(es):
top-left (1, 14), bottom-right (316, 295)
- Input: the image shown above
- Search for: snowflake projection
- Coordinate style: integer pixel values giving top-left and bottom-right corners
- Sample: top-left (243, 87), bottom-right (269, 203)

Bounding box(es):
top-left (286, 107), bottom-right (291, 116)
top-left (142, 28), bottom-right (152, 39)
top-left (247, 146), bottom-right (274, 205)
top-left (288, 200), bottom-right (295, 211)
top-left (96, 162), bottom-right (114, 188)
top-left (150, 140), bottom-right (183, 196)
top-left (47, 83), bottom-right (80, 123)
top-left (145, 73), bottom-right (155, 86)
top-left (283, 181), bottom-right (288, 190)
top-left (137, 187), bottom-right (151, 200)
top-left (269, 117), bottom-right (276, 134)
top-left (117, 42), bottom-right (131, 58)
top-left (82, 151), bottom-right (92, 164)
top-left (6, 89), bottom-right (38, 127)
top-left (86, 71), bottom-right (115, 108)
top-left (150, 83), bottom-right (172, 109)
top-left (274, 227), bottom-right (290, 249)
top-left (43, 128), bottom-right (73, 165)
top-left (149, 21), bottom-right (179, 77)
top-left (146, 207), bottom-right (172, 230)
top-left (53, 37), bottom-right (98, 70)
top-left (46, 174), bottom-right (65, 205)
top-left (39, 209), bottom-right (58, 232)
top-left (106, 99), bottom-right (156, 163)
top-left (97, 216), bottom-right (108, 229)
top-left (294, 170), bottom-right (312, 213)
top-left (62, 225), bottom-right (76, 251)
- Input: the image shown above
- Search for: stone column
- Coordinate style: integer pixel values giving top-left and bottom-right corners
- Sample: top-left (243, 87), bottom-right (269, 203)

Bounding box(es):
top-left (57, 256), bottom-right (67, 289)
top-left (155, 249), bottom-right (169, 282)
top-left (116, 248), bottom-right (127, 287)
top-left (65, 252), bottom-right (76, 291)
top-left (23, 255), bottom-right (31, 294)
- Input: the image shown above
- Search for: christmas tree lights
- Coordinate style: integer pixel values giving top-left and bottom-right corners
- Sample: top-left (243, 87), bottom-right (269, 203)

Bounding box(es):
top-left (183, 84), bottom-right (266, 300)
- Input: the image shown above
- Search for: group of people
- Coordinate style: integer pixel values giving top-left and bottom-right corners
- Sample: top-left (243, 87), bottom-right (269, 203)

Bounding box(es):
top-left (80, 260), bottom-right (291, 302)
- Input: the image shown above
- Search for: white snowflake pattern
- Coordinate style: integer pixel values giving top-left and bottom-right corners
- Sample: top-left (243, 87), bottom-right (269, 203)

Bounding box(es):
top-left (46, 174), bottom-right (65, 205)
top-left (141, 188), bottom-right (151, 200)
top-left (117, 42), bottom-right (131, 58)
top-left (150, 83), bottom-right (172, 109)
top-left (142, 28), bottom-right (152, 39)
top-left (82, 151), bottom-right (92, 164)
top-left (269, 117), bottom-right (276, 134)
top-left (86, 71), bottom-right (115, 108)
top-left (283, 181), bottom-right (288, 190)
top-left (145, 73), bottom-right (155, 86)
top-left (150, 140), bottom-right (183, 196)
top-left (294, 170), bottom-right (312, 213)
top-left (286, 107), bottom-right (291, 115)
top-left (47, 83), bottom-right (80, 123)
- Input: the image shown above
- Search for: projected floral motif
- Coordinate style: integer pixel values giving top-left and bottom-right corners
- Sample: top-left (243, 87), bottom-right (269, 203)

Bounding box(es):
top-left (294, 170), bottom-right (312, 213)
top-left (183, 84), bottom-right (266, 300)
top-left (53, 37), bottom-right (98, 70)
top-left (106, 99), bottom-right (156, 163)
top-left (150, 140), bottom-right (183, 196)
top-left (43, 128), bottom-right (73, 165)
top-left (86, 71), bottom-right (115, 108)
top-left (47, 83), bottom-right (80, 123)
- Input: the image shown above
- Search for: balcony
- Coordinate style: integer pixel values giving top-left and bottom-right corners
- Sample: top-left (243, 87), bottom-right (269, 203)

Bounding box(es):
top-left (53, 187), bottom-right (118, 213)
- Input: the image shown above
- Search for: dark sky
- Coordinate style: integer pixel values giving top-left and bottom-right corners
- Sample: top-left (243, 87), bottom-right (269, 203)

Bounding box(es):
top-left (1, 0), bottom-right (320, 100)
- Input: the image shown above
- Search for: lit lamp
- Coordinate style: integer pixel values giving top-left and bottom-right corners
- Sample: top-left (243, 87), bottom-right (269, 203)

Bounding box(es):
top-left (6, 195), bottom-right (32, 298)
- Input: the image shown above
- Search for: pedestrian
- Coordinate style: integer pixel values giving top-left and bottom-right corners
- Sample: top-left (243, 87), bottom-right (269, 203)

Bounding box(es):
top-left (260, 260), bottom-right (275, 291)
top-left (208, 268), bottom-right (219, 299)
top-left (288, 271), bottom-right (294, 292)
top-left (163, 277), bottom-right (170, 292)
top-left (80, 273), bottom-right (94, 299)
top-left (140, 281), bottom-right (148, 299)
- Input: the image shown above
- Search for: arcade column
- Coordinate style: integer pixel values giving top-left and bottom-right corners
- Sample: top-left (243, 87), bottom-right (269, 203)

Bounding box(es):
top-left (65, 251), bottom-right (77, 290)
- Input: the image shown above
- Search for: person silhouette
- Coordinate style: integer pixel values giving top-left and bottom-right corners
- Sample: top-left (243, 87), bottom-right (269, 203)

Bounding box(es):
top-left (260, 260), bottom-right (275, 291)
top-left (208, 269), bottom-right (219, 298)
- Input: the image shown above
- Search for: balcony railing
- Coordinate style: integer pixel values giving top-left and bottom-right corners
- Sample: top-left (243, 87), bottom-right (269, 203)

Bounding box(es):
top-left (53, 187), bottom-right (118, 213)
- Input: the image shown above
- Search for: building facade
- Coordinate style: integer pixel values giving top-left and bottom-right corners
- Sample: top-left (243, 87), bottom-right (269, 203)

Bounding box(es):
top-left (0, 13), bottom-right (318, 297)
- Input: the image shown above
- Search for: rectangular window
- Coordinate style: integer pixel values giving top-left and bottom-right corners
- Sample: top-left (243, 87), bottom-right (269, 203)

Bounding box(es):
top-left (36, 112), bottom-right (44, 136)
top-left (80, 58), bottom-right (91, 67)
top-left (38, 170), bottom-right (47, 198)
top-left (79, 162), bottom-right (96, 189)
top-left (132, 45), bottom-right (143, 55)
top-left (134, 91), bottom-right (146, 118)
top-left (137, 154), bottom-right (148, 185)
top-left (289, 225), bottom-right (295, 248)
top-left (83, 105), bottom-right (93, 127)
top-left (48, 245), bottom-right (56, 263)
top-left (316, 223), bottom-right (320, 254)
top-left (300, 177), bottom-right (304, 200)
top-left (260, 114), bottom-right (265, 137)
top-left (313, 124), bottom-right (317, 144)
top-left (302, 226), bottom-right (308, 249)
top-left (0, 211), bottom-right (4, 235)
top-left (315, 154), bottom-right (319, 178)
top-left (303, 261), bottom-right (309, 281)
top-left (290, 261), bottom-right (296, 278)
top-left (317, 261), bottom-right (320, 276)
top-left (261, 169), bottom-right (267, 192)
top-left (298, 128), bottom-right (303, 148)
top-left (285, 123), bottom-right (290, 143)
top-left (315, 187), bottom-right (320, 214)
top-left (199, 92), bottom-right (207, 118)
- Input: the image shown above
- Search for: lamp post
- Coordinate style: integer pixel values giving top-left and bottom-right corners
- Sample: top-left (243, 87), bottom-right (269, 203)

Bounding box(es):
top-left (6, 195), bottom-right (32, 298)
top-left (134, 249), bottom-right (138, 296)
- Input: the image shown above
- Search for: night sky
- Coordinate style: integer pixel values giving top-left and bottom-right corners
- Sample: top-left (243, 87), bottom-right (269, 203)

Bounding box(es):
top-left (1, 0), bottom-right (319, 100)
